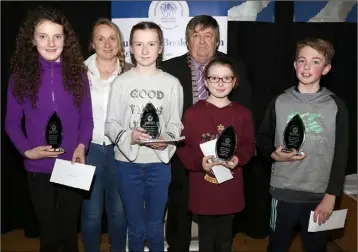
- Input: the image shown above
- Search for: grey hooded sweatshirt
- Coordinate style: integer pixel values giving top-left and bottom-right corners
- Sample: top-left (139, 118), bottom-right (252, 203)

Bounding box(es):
top-left (256, 86), bottom-right (349, 203)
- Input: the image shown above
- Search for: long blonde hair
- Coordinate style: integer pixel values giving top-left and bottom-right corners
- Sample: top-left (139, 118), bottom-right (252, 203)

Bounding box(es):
top-left (89, 18), bottom-right (126, 73)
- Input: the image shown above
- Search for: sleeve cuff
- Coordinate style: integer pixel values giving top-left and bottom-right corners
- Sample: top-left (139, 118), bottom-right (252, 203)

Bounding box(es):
top-left (78, 140), bottom-right (90, 151)
top-left (325, 188), bottom-right (342, 197)
top-left (19, 142), bottom-right (33, 157)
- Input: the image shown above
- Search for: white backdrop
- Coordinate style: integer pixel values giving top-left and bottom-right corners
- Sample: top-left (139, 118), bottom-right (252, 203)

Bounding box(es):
top-left (111, 1), bottom-right (275, 63)
top-left (293, 1), bottom-right (357, 23)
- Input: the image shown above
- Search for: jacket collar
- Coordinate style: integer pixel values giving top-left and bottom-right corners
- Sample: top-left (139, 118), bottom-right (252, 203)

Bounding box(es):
top-left (38, 55), bottom-right (63, 70)
top-left (85, 53), bottom-right (120, 77)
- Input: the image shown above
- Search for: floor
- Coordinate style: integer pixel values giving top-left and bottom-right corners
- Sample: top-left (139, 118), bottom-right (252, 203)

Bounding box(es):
top-left (1, 229), bottom-right (343, 252)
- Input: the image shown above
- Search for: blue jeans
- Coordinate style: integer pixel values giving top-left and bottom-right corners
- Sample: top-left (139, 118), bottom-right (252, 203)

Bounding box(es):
top-left (81, 143), bottom-right (127, 252)
top-left (115, 161), bottom-right (171, 252)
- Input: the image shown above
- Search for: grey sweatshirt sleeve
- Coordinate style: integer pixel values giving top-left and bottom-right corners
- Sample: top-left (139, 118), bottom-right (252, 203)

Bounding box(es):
top-left (325, 95), bottom-right (349, 196)
top-left (105, 79), bottom-right (139, 161)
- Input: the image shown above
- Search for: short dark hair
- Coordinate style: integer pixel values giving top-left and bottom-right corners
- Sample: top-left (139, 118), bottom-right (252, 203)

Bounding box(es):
top-left (129, 21), bottom-right (164, 66)
top-left (185, 15), bottom-right (220, 46)
top-left (204, 56), bottom-right (238, 88)
top-left (296, 38), bottom-right (335, 64)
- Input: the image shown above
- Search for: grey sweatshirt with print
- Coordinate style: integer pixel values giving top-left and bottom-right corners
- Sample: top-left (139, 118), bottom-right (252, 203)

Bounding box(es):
top-left (256, 86), bottom-right (349, 203)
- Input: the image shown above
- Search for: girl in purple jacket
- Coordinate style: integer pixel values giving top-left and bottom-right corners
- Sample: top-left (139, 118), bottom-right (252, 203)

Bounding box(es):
top-left (5, 5), bottom-right (93, 252)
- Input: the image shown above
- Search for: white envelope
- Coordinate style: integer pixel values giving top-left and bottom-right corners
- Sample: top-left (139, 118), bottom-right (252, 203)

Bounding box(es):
top-left (199, 139), bottom-right (233, 184)
top-left (50, 159), bottom-right (96, 191)
top-left (308, 209), bottom-right (348, 232)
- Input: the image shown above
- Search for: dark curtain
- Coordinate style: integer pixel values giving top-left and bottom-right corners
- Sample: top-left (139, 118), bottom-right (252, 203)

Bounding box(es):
top-left (1, 1), bottom-right (356, 240)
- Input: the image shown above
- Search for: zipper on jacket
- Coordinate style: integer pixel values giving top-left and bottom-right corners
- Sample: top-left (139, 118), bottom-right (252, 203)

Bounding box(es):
top-left (51, 65), bottom-right (55, 105)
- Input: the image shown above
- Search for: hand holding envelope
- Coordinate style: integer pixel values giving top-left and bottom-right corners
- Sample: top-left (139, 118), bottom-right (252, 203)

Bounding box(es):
top-left (50, 159), bottom-right (96, 191)
top-left (308, 209), bottom-right (347, 232)
top-left (199, 139), bottom-right (234, 184)
top-left (202, 155), bottom-right (224, 172)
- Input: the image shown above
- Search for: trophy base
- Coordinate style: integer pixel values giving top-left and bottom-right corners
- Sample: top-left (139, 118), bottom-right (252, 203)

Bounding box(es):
top-left (140, 136), bottom-right (185, 144)
top-left (46, 148), bottom-right (65, 153)
top-left (281, 149), bottom-right (304, 156)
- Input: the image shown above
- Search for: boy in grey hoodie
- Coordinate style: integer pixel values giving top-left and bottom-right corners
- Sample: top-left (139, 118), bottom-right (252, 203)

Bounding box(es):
top-left (257, 38), bottom-right (349, 252)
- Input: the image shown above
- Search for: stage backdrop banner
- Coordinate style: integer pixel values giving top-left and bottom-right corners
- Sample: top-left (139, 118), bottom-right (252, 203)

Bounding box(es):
top-left (294, 1), bottom-right (357, 23)
top-left (111, 1), bottom-right (275, 62)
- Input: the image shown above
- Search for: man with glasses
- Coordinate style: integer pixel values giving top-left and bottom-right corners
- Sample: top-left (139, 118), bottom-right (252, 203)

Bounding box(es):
top-left (160, 15), bottom-right (252, 252)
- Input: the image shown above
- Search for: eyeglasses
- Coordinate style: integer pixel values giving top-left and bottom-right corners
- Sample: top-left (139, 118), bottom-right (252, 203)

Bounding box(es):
top-left (206, 76), bottom-right (235, 83)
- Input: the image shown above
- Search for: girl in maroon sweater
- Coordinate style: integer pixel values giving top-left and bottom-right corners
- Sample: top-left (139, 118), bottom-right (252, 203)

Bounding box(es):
top-left (177, 57), bottom-right (256, 252)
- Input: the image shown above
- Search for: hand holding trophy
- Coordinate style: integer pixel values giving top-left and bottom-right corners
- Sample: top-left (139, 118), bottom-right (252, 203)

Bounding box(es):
top-left (137, 102), bottom-right (184, 148)
top-left (131, 127), bottom-right (152, 145)
top-left (212, 125), bottom-right (239, 168)
top-left (271, 114), bottom-right (306, 162)
top-left (24, 111), bottom-right (65, 160)
top-left (140, 102), bottom-right (161, 140)
top-left (138, 102), bottom-right (167, 149)
top-left (45, 111), bottom-right (65, 152)
top-left (282, 114), bottom-right (306, 155)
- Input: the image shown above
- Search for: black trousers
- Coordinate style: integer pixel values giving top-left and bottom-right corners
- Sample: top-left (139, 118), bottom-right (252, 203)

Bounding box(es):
top-left (27, 172), bottom-right (83, 252)
top-left (165, 159), bottom-right (192, 252)
top-left (268, 199), bottom-right (328, 252)
top-left (197, 214), bottom-right (234, 252)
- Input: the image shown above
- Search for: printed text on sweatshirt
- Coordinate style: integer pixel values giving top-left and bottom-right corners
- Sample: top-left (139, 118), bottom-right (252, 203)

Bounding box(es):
top-left (105, 68), bottom-right (184, 164)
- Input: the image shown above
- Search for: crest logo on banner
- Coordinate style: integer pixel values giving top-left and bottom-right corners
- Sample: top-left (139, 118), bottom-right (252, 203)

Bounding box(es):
top-left (149, 1), bottom-right (189, 30)
top-left (111, 1), bottom-right (275, 62)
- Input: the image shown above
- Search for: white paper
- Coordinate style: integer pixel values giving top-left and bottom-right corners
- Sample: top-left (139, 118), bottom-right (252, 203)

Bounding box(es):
top-left (211, 165), bottom-right (234, 184)
top-left (50, 159), bottom-right (96, 191)
top-left (308, 209), bottom-right (348, 232)
top-left (140, 136), bottom-right (185, 144)
top-left (199, 139), bottom-right (233, 184)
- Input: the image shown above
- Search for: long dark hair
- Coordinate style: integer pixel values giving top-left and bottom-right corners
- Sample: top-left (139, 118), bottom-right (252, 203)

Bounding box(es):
top-left (10, 5), bottom-right (86, 108)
